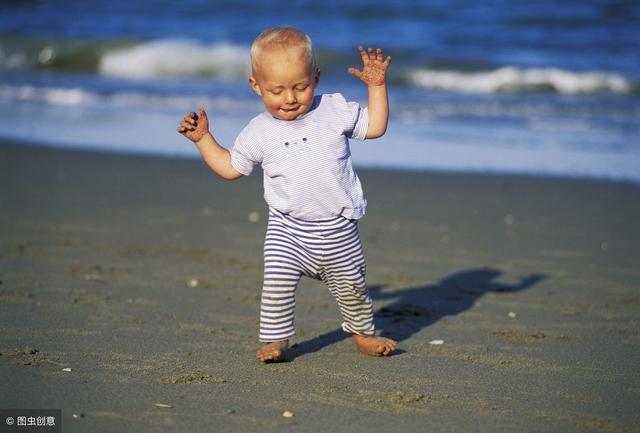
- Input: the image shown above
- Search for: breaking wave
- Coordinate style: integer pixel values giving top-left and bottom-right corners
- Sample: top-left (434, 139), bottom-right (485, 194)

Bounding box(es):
top-left (406, 66), bottom-right (634, 95)
top-left (1, 35), bottom-right (637, 95)
top-left (0, 36), bottom-right (251, 80)
top-left (98, 40), bottom-right (250, 79)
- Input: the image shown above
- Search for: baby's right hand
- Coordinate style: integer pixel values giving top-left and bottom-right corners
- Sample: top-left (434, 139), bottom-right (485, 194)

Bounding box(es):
top-left (177, 107), bottom-right (210, 143)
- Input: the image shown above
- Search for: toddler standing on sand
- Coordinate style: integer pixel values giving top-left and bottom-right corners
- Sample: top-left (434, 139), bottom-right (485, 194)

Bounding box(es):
top-left (177, 27), bottom-right (396, 362)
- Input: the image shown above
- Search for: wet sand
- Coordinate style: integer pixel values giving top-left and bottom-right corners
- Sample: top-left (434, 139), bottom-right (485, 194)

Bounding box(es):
top-left (1, 140), bottom-right (639, 433)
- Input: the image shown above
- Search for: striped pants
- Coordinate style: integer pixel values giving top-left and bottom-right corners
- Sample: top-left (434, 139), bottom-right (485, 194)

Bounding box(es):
top-left (259, 208), bottom-right (375, 342)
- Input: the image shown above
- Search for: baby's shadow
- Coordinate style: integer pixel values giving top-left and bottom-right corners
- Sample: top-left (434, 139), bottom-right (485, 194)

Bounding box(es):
top-left (287, 267), bottom-right (547, 360)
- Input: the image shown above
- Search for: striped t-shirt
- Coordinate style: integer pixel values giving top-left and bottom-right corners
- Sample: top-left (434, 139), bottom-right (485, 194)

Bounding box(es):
top-left (230, 93), bottom-right (369, 221)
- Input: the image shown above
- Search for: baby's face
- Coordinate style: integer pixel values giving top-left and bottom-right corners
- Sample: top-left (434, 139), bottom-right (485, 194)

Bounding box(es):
top-left (249, 47), bottom-right (319, 121)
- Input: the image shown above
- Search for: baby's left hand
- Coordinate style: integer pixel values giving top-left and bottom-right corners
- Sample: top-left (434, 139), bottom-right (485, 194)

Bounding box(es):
top-left (348, 46), bottom-right (391, 87)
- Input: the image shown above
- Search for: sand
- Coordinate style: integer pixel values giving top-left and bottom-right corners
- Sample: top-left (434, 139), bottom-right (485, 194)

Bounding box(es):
top-left (1, 140), bottom-right (639, 433)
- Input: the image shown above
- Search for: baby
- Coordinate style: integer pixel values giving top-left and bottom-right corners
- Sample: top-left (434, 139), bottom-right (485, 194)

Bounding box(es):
top-left (178, 27), bottom-right (396, 362)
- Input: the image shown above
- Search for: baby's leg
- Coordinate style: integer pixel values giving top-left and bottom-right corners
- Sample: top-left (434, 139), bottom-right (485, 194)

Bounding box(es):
top-left (257, 263), bottom-right (300, 361)
top-left (321, 222), bottom-right (396, 357)
top-left (257, 212), bottom-right (309, 362)
top-left (325, 273), bottom-right (396, 356)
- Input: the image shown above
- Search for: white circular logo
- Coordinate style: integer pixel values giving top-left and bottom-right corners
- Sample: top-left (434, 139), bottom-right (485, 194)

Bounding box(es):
top-left (6, 416), bottom-right (15, 425)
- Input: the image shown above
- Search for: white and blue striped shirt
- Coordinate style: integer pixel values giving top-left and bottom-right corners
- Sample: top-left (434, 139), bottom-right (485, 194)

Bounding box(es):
top-left (230, 93), bottom-right (369, 221)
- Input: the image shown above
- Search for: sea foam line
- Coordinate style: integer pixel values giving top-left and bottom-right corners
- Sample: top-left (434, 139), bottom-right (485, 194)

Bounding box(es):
top-left (0, 84), bottom-right (260, 113)
top-left (407, 66), bottom-right (632, 95)
top-left (98, 40), bottom-right (250, 79)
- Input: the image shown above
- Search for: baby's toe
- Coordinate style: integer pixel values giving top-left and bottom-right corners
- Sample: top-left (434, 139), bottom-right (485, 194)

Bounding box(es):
top-left (384, 342), bottom-right (396, 355)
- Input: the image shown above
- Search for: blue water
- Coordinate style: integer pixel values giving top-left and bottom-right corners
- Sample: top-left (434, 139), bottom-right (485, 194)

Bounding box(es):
top-left (1, 0), bottom-right (639, 182)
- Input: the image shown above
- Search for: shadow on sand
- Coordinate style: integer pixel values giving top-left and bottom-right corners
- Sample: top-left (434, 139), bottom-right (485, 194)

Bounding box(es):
top-left (287, 267), bottom-right (547, 360)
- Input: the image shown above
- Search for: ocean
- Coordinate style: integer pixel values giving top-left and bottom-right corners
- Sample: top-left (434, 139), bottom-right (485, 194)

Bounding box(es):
top-left (1, 0), bottom-right (639, 182)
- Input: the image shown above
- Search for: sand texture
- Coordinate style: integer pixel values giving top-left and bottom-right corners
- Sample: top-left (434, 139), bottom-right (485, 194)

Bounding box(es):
top-left (1, 141), bottom-right (639, 433)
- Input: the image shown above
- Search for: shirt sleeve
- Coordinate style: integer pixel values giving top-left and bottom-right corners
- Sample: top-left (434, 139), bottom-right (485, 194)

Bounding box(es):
top-left (327, 93), bottom-right (369, 140)
top-left (230, 121), bottom-right (263, 176)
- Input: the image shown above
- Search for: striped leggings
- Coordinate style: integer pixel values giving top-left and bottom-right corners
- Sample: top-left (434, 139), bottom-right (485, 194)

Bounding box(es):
top-left (259, 208), bottom-right (375, 342)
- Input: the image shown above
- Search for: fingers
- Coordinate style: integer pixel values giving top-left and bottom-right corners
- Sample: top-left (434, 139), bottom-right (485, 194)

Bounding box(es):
top-left (359, 46), bottom-right (377, 62)
top-left (177, 112), bottom-right (197, 134)
top-left (181, 119), bottom-right (196, 130)
top-left (187, 111), bottom-right (198, 122)
top-left (347, 67), bottom-right (363, 79)
top-left (177, 123), bottom-right (194, 134)
top-left (357, 46), bottom-right (391, 64)
top-left (357, 45), bottom-right (368, 63)
top-left (373, 48), bottom-right (392, 66)
top-left (183, 112), bottom-right (197, 125)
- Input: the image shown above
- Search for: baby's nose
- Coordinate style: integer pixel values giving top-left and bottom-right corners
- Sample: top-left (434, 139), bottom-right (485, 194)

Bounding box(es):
top-left (284, 90), bottom-right (296, 104)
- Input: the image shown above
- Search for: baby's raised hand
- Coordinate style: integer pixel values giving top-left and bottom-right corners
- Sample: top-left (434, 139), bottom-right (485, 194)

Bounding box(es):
top-left (177, 107), bottom-right (210, 143)
top-left (348, 46), bottom-right (391, 87)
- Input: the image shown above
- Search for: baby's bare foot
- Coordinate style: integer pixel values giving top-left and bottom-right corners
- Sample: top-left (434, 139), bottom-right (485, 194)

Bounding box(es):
top-left (352, 334), bottom-right (397, 356)
top-left (256, 340), bottom-right (289, 363)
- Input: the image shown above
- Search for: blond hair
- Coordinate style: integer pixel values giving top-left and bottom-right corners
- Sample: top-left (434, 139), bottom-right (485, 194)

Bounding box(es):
top-left (250, 27), bottom-right (316, 76)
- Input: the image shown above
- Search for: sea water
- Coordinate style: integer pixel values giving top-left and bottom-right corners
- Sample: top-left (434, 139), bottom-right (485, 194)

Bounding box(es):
top-left (0, 0), bottom-right (638, 182)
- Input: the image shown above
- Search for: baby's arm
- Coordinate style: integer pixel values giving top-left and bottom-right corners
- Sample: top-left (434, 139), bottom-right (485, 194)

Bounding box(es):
top-left (177, 108), bottom-right (242, 180)
top-left (348, 46), bottom-right (392, 139)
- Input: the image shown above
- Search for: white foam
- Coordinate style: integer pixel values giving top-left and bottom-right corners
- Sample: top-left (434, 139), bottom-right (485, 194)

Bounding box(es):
top-left (1, 98), bottom-right (638, 183)
top-left (0, 85), bottom-right (100, 106)
top-left (98, 40), bottom-right (250, 79)
top-left (1, 79), bottom-right (637, 183)
top-left (0, 83), bottom-right (261, 114)
top-left (407, 66), bottom-right (632, 95)
top-left (0, 46), bottom-right (27, 70)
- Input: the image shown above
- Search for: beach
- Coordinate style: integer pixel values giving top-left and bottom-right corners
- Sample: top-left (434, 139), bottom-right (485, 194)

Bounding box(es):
top-left (1, 140), bottom-right (639, 433)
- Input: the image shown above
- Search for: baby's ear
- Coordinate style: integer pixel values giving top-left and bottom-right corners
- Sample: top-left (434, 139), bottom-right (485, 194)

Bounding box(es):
top-left (248, 77), bottom-right (262, 96)
top-left (314, 68), bottom-right (321, 84)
